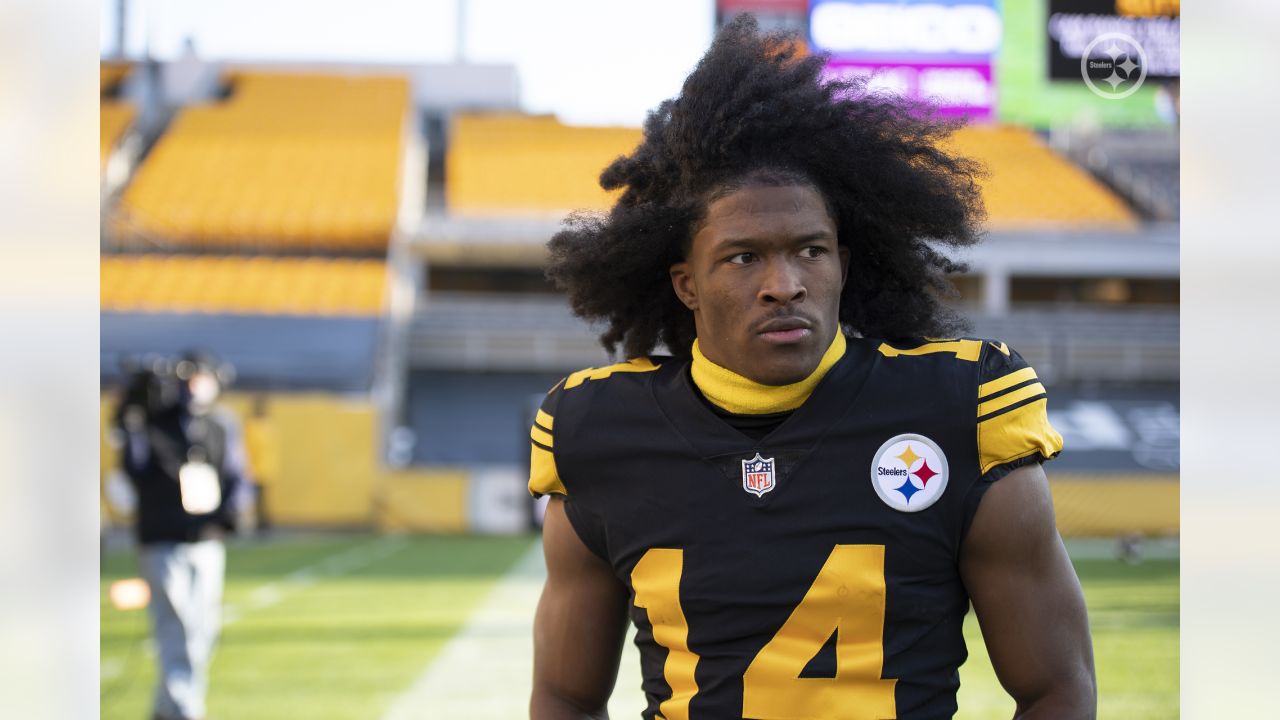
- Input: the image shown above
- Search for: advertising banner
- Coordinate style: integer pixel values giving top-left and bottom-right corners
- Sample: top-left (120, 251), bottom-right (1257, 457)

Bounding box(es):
top-left (718, 0), bottom-right (809, 11)
top-left (809, 0), bottom-right (1002, 120)
top-left (823, 60), bottom-right (994, 119)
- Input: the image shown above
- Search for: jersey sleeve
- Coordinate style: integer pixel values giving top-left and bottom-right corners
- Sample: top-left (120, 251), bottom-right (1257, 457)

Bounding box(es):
top-left (975, 341), bottom-right (1063, 479)
top-left (526, 376), bottom-right (612, 562)
top-left (528, 378), bottom-right (567, 497)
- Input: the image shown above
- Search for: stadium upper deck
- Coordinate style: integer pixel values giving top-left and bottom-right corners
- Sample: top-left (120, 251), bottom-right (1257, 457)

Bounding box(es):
top-left (101, 255), bottom-right (387, 317)
top-left (111, 71), bottom-right (410, 252)
top-left (100, 65), bottom-right (410, 393)
top-left (441, 113), bottom-right (1141, 229)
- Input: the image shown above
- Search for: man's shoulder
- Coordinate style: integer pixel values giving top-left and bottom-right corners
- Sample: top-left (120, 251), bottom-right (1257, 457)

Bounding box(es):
top-left (208, 405), bottom-right (241, 426)
top-left (533, 355), bottom-right (672, 440)
top-left (855, 335), bottom-right (1047, 416)
top-left (857, 335), bottom-right (1038, 380)
top-left (562, 356), bottom-right (668, 391)
top-left (863, 335), bottom-right (1010, 367)
top-left (529, 356), bottom-right (671, 498)
top-left (540, 356), bottom-right (670, 419)
top-left (203, 406), bottom-right (244, 438)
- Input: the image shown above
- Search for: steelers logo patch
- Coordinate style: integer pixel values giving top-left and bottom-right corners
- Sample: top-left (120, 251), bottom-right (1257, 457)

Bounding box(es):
top-left (870, 434), bottom-right (949, 512)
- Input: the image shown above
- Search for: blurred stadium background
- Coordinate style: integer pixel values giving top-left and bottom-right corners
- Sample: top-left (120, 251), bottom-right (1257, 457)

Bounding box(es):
top-left (99, 1), bottom-right (1179, 718)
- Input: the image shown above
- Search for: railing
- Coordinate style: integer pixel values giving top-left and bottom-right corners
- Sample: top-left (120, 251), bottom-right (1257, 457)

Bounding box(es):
top-left (410, 294), bottom-right (1178, 382)
top-left (1050, 126), bottom-right (1180, 222)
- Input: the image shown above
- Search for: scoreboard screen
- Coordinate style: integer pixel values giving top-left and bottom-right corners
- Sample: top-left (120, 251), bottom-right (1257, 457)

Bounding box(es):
top-left (1047, 0), bottom-right (1180, 81)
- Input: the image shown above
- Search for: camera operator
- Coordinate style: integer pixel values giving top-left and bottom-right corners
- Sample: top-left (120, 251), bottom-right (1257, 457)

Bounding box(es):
top-left (115, 349), bottom-right (250, 720)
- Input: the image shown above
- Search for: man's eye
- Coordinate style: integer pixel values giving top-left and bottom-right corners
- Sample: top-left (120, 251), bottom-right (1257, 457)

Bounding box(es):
top-left (799, 246), bottom-right (828, 259)
top-left (728, 252), bottom-right (757, 265)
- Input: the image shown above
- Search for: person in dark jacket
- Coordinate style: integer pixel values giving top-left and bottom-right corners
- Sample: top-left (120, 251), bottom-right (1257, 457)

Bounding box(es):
top-left (116, 349), bottom-right (249, 720)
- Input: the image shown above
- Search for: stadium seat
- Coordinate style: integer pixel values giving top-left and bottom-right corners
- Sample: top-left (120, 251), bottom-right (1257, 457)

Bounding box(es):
top-left (101, 63), bottom-right (136, 173)
top-left (445, 115), bottom-right (1137, 229)
top-left (944, 125), bottom-right (1139, 229)
top-left (100, 101), bottom-right (136, 172)
top-left (446, 113), bottom-right (642, 216)
top-left (116, 72), bottom-right (409, 251)
top-left (100, 63), bottom-right (130, 95)
top-left (100, 254), bottom-right (387, 317)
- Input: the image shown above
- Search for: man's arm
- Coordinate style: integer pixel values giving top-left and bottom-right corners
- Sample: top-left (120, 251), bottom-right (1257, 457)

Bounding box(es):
top-left (531, 497), bottom-right (630, 720)
top-left (213, 409), bottom-right (252, 530)
top-left (959, 464), bottom-right (1096, 719)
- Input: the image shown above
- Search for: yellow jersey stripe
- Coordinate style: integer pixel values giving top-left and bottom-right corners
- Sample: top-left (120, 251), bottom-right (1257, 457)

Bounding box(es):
top-left (977, 382), bottom-right (1046, 418)
top-left (977, 367), bottom-right (1038, 400)
top-left (535, 409), bottom-right (554, 431)
top-left (977, 398), bottom-right (1064, 475)
top-left (528, 443), bottom-right (566, 496)
top-left (530, 425), bottom-right (554, 448)
top-left (877, 339), bottom-right (982, 362)
top-left (564, 357), bottom-right (660, 390)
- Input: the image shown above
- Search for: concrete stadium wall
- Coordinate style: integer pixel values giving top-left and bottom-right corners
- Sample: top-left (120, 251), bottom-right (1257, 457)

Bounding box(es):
top-left (101, 391), bottom-right (521, 534)
top-left (100, 394), bottom-right (1178, 537)
top-left (1050, 473), bottom-right (1179, 537)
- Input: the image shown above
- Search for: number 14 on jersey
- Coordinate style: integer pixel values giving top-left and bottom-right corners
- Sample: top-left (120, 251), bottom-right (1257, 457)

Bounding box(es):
top-left (631, 544), bottom-right (898, 720)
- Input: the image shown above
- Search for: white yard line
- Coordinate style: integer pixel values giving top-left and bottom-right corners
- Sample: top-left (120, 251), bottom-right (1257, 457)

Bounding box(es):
top-left (103, 536), bottom-right (410, 693)
top-left (380, 540), bottom-right (647, 720)
top-left (222, 535), bottom-right (409, 625)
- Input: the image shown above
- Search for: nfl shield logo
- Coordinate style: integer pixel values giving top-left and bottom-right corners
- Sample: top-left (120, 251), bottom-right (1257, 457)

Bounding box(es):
top-left (741, 453), bottom-right (776, 498)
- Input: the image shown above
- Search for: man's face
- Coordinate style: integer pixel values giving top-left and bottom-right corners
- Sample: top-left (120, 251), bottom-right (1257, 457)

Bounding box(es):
top-left (670, 183), bottom-right (849, 385)
top-left (188, 370), bottom-right (220, 408)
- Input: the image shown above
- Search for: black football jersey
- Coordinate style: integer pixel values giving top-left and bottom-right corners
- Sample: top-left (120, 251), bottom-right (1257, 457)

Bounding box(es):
top-left (529, 336), bottom-right (1062, 720)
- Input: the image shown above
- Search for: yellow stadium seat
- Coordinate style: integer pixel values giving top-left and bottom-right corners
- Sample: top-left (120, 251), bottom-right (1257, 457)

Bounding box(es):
top-left (100, 102), bottom-right (136, 171)
top-left (118, 72), bottom-right (410, 251)
top-left (101, 255), bottom-right (387, 317)
top-left (100, 63), bottom-right (130, 95)
top-left (446, 113), bottom-right (642, 216)
top-left (943, 125), bottom-right (1138, 229)
top-left (445, 115), bottom-right (1137, 228)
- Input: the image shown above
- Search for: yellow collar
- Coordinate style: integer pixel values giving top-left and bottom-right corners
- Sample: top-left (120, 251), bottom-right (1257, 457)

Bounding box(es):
top-left (691, 332), bottom-right (846, 415)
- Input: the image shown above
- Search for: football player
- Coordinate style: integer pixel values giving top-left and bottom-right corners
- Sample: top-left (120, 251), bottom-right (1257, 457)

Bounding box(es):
top-left (529, 16), bottom-right (1095, 719)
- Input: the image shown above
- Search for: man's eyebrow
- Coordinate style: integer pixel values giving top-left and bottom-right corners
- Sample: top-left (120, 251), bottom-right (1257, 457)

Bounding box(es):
top-left (713, 231), bottom-right (835, 249)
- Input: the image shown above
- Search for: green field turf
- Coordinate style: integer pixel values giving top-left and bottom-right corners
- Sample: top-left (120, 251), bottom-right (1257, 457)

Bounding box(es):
top-left (102, 534), bottom-right (1177, 719)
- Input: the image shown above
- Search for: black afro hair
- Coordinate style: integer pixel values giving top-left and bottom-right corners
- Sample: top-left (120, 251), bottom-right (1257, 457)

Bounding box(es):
top-left (546, 14), bottom-right (987, 359)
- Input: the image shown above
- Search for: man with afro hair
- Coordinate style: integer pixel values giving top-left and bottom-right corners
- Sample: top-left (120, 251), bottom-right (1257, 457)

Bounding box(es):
top-left (529, 15), bottom-right (1095, 719)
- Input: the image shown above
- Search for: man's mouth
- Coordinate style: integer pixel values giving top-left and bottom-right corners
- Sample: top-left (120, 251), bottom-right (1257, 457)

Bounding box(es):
top-left (756, 316), bottom-right (813, 344)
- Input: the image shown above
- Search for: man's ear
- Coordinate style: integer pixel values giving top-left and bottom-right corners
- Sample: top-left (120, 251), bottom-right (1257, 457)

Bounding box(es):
top-left (670, 261), bottom-right (699, 311)
top-left (837, 245), bottom-right (851, 288)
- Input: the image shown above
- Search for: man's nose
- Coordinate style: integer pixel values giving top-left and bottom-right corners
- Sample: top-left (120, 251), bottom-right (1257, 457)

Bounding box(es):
top-left (758, 258), bottom-right (806, 305)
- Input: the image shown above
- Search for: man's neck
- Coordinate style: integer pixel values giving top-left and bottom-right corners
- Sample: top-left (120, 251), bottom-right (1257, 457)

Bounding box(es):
top-left (690, 332), bottom-right (846, 415)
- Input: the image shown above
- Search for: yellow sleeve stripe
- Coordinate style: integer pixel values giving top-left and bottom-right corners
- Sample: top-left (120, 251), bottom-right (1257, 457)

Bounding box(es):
top-left (977, 398), bottom-right (1064, 475)
top-left (564, 357), bottom-right (660, 390)
top-left (977, 381), bottom-right (1046, 418)
top-left (978, 367), bottom-right (1038, 400)
top-left (529, 442), bottom-right (566, 496)
top-left (877, 339), bottom-right (982, 362)
top-left (530, 425), bottom-right (554, 448)
top-left (535, 409), bottom-right (554, 431)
